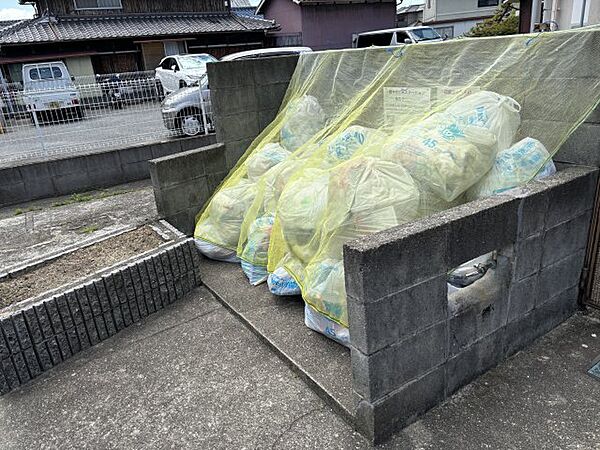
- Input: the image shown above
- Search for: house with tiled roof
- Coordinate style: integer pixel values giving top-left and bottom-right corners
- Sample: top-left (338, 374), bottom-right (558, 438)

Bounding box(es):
top-left (255, 0), bottom-right (395, 49)
top-left (0, 0), bottom-right (277, 82)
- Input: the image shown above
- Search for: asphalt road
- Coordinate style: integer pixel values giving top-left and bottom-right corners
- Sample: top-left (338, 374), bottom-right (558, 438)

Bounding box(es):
top-left (0, 104), bottom-right (176, 163)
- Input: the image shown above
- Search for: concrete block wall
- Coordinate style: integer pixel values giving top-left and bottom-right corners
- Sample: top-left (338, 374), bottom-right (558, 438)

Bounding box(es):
top-left (343, 165), bottom-right (598, 444)
top-left (0, 134), bottom-right (215, 208)
top-left (148, 144), bottom-right (227, 236)
top-left (207, 55), bottom-right (299, 170)
top-left (556, 103), bottom-right (600, 167)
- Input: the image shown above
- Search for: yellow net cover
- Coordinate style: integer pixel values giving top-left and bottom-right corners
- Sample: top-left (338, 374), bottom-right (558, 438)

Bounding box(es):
top-left (195, 26), bottom-right (600, 329)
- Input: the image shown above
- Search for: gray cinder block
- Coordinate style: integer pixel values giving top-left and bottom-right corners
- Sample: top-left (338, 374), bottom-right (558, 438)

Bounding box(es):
top-left (541, 210), bottom-right (592, 267)
top-left (85, 283), bottom-right (103, 317)
top-left (46, 336), bottom-right (63, 366)
top-left (352, 321), bottom-right (447, 402)
top-left (1, 358), bottom-right (20, 389)
top-left (347, 275), bottom-right (447, 355)
top-left (446, 329), bottom-right (504, 395)
top-left (22, 306), bottom-right (43, 344)
top-left (1, 318), bottom-right (21, 354)
top-left (45, 298), bottom-right (64, 334)
top-left (355, 366), bottom-right (446, 445)
top-left (12, 313), bottom-right (32, 351)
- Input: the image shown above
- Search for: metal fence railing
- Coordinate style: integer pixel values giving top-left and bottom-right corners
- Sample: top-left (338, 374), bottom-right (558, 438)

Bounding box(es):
top-left (0, 71), bottom-right (213, 164)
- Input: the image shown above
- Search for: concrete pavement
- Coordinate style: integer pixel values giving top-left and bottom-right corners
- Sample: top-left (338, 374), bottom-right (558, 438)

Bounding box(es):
top-left (0, 283), bottom-right (598, 449)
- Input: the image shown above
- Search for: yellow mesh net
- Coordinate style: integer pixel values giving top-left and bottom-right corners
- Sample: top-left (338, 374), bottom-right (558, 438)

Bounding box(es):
top-left (195, 26), bottom-right (600, 330)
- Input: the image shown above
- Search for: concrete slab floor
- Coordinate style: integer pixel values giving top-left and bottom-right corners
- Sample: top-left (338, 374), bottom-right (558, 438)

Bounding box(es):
top-left (0, 180), bottom-right (157, 272)
top-left (0, 286), bottom-right (598, 449)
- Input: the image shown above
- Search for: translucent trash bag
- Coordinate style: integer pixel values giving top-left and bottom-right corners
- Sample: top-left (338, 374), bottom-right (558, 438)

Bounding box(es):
top-left (194, 239), bottom-right (239, 263)
top-left (194, 178), bottom-right (257, 258)
top-left (267, 266), bottom-right (302, 296)
top-left (240, 215), bottom-right (275, 285)
top-left (304, 303), bottom-right (350, 348)
top-left (326, 156), bottom-right (421, 246)
top-left (303, 258), bottom-right (348, 326)
top-left (302, 157), bottom-right (420, 326)
top-left (278, 169), bottom-right (329, 264)
top-left (467, 137), bottom-right (557, 200)
top-left (445, 90), bottom-right (522, 152)
top-left (246, 143), bottom-right (291, 181)
top-left (326, 125), bottom-right (386, 164)
top-left (382, 91), bottom-right (521, 202)
top-left (280, 95), bottom-right (327, 152)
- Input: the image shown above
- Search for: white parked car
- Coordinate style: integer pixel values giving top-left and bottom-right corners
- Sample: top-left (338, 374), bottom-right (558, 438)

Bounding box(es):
top-left (22, 61), bottom-right (83, 122)
top-left (220, 47), bottom-right (313, 61)
top-left (353, 26), bottom-right (444, 48)
top-left (155, 53), bottom-right (217, 94)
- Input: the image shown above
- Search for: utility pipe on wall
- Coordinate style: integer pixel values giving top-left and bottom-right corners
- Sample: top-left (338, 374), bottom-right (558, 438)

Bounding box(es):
top-left (580, 0), bottom-right (588, 27)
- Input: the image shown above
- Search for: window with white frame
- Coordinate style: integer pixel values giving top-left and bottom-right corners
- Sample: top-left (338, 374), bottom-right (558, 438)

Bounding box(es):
top-left (74, 0), bottom-right (123, 10)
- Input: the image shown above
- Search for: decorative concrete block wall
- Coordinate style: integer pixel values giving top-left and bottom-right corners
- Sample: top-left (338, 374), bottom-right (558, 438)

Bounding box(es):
top-left (0, 239), bottom-right (202, 394)
top-left (343, 165), bottom-right (598, 444)
top-left (148, 143), bottom-right (227, 236)
top-left (207, 55), bottom-right (299, 170)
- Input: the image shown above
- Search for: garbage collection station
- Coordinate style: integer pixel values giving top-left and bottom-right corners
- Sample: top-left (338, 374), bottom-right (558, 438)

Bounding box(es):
top-left (140, 26), bottom-right (600, 444)
top-left (1, 25), bottom-right (599, 445)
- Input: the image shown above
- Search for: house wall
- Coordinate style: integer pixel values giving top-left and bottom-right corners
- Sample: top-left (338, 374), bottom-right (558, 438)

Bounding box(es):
top-left (40, 0), bottom-right (229, 15)
top-left (301, 2), bottom-right (396, 50)
top-left (424, 0), bottom-right (497, 23)
top-left (261, 0), bottom-right (302, 41)
top-left (554, 0), bottom-right (600, 29)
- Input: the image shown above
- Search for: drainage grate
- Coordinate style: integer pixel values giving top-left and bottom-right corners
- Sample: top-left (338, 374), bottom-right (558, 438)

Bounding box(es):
top-left (589, 357), bottom-right (600, 381)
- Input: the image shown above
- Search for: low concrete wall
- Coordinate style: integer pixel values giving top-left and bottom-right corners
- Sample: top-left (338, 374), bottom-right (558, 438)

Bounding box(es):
top-left (344, 165), bottom-right (598, 444)
top-left (207, 55), bottom-right (298, 170)
top-left (0, 134), bottom-right (216, 208)
top-left (149, 143), bottom-right (227, 236)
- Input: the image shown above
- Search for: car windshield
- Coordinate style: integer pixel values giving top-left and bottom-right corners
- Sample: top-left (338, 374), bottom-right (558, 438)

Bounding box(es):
top-left (179, 55), bottom-right (216, 70)
top-left (411, 28), bottom-right (441, 41)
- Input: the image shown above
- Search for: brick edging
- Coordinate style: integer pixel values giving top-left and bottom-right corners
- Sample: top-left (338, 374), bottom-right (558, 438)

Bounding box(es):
top-left (0, 239), bottom-right (202, 394)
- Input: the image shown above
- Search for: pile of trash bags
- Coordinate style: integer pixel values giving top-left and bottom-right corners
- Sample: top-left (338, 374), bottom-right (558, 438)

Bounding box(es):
top-left (193, 27), bottom-right (600, 347)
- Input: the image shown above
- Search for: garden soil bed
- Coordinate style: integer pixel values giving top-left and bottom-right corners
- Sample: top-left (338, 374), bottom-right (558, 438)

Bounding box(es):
top-left (0, 226), bottom-right (165, 309)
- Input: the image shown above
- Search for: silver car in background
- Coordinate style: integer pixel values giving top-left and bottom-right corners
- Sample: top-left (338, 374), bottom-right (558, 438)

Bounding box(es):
top-left (161, 75), bottom-right (212, 136)
top-left (160, 47), bottom-right (312, 136)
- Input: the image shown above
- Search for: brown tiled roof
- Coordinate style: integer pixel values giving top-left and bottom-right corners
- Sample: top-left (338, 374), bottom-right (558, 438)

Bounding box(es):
top-left (0, 13), bottom-right (276, 45)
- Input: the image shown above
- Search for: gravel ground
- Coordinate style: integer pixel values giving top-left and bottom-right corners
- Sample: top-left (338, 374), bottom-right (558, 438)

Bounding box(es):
top-left (0, 180), bottom-right (158, 272)
top-left (0, 226), bottom-right (164, 308)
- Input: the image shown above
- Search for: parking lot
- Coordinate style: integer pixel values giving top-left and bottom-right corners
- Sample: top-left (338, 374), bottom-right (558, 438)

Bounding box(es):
top-left (0, 106), bottom-right (174, 164)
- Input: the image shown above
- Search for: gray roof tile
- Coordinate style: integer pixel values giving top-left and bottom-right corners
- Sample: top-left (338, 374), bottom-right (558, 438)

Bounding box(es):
top-left (0, 13), bottom-right (276, 44)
